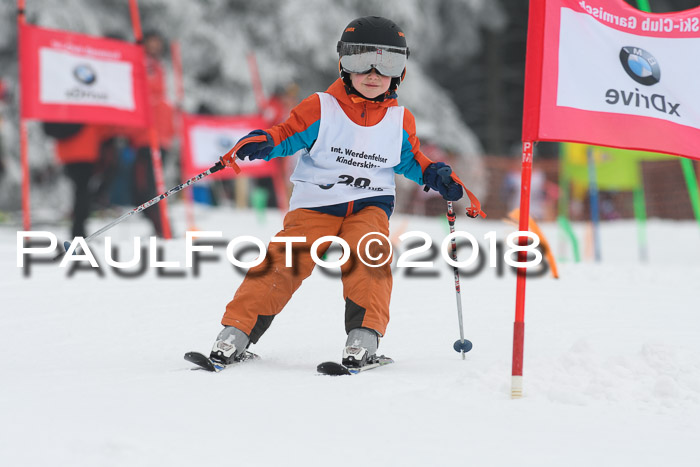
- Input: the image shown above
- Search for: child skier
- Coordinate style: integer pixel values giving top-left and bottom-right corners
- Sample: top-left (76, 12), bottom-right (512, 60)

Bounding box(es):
top-left (209, 16), bottom-right (482, 368)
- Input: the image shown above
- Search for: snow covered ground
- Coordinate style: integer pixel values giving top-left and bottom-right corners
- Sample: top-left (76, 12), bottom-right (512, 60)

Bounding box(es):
top-left (2, 204), bottom-right (699, 466)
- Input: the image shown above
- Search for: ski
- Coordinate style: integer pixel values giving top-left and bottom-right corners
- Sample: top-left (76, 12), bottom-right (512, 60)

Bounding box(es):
top-left (184, 351), bottom-right (259, 372)
top-left (317, 356), bottom-right (394, 376)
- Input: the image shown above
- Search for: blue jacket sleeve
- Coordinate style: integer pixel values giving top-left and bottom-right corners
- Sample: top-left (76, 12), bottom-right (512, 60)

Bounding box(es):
top-left (393, 129), bottom-right (425, 185)
top-left (264, 94), bottom-right (322, 160)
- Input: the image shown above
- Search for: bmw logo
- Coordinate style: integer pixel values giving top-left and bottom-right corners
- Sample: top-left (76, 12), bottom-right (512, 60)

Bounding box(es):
top-left (73, 64), bottom-right (97, 85)
top-left (619, 47), bottom-right (660, 86)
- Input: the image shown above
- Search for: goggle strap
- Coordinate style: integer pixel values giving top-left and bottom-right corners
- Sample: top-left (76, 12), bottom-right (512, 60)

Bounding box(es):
top-left (338, 42), bottom-right (409, 57)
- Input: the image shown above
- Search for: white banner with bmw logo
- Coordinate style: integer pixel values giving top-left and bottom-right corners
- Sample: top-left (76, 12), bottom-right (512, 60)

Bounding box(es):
top-left (524, 0), bottom-right (700, 160)
top-left (20, 24), bottom-right (148, 127)
top-left (39, 48), bottom-right (135, 110)
top-left (557, 8), bottom-right (700, 130)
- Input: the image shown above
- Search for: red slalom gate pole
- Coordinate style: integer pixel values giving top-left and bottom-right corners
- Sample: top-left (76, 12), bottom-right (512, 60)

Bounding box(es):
top-left (17, 0), bottom-right (31, 230)
top-left (20, 120), bottom-right (30, 230)
top-left (128, 0), bottom-right (142, 40)
top-left (511, 140), bottom-right (534, 399)
top-left (171, 41), bottom-right (197, 231)
top-left (128, 0), bottom-right (172, 239)
top-left (147, 132), bottom-right (172, 238)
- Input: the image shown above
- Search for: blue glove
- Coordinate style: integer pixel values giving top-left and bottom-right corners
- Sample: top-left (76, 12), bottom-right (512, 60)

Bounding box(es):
top-left (235, 130), bottom-right (274, 161)
top-left (423, 162), bottom-right (463, 201)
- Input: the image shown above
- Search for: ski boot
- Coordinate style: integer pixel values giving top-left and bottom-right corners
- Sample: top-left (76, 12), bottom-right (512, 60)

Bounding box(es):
top-left (210, 326), bottom-right (254, 365)
top-left (342, 328), bottom-right (379, 368)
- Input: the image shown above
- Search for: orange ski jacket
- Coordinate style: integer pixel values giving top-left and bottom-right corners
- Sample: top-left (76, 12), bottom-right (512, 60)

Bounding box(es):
top-left (261, 78), bottom-right (434, 217)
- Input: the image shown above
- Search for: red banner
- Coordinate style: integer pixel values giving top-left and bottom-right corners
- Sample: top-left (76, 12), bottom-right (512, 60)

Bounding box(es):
top-left (523, 0), bottom-right (700, 159)
top-left (181, 113), bottom-right (276, 180)
top-left (19, 24), bottom-right (148, 127)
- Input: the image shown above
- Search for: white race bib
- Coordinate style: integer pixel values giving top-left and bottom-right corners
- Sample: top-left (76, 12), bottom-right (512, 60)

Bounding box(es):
top-left (289, 92), bottom-right (403, 210)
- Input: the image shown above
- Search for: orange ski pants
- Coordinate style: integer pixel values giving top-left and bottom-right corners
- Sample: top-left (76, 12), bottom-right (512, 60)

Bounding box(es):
top-left (221, 206), bottom-right (392, 343)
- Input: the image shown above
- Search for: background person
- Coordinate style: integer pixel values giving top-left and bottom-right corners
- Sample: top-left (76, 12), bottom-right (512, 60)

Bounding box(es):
top-left (128, 30), bottom-right (175, 237)
top-left (44, 122), bottom-right (120, 238)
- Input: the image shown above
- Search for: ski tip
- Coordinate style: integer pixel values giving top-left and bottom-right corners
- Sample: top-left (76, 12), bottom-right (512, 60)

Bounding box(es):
top-left (317, 361), bottom-right (351, 376)
top-left (184, 351), bottom-right (219, 372)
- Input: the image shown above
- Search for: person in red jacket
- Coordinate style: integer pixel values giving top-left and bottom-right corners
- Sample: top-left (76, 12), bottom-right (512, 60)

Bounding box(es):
top-left (51, 124), bottom-right (118, 238)
top-left (206, 16), bottom-right (483, 368)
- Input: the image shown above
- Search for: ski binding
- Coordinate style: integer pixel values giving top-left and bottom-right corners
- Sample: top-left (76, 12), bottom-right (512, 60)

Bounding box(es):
top-left (317, 356), bottom-right (394, 375)
top-left (184, 350), bottom-right (259, 372)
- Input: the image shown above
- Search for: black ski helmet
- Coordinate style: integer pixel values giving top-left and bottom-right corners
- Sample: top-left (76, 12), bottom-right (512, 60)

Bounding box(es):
top-left (337, 16), bottom-right (410, 92)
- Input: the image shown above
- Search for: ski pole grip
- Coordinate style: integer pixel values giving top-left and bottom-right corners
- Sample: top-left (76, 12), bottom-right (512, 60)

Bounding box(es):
top-left (210, 161), bottom-right (225, 173)
top-left (437, 166), bottom-right (453, 185)
top-left (423, 166), bottom-right (454, 192)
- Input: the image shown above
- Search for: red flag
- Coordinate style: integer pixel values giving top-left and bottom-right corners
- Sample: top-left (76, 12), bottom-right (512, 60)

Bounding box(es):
top-left (19, 24), bottom-right (148, 127)
top-left (523, 0), bottom-right (700, 160)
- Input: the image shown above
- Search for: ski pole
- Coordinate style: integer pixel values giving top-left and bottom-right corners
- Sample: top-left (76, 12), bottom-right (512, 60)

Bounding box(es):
top-left (63, 161), bottom-right (231, 252)
top-left (425, 166), bottom-right (473, 358)
top-left (444, 197), bottom-right (473, 359)
top-left (441, 169), bottom-right (474, 358)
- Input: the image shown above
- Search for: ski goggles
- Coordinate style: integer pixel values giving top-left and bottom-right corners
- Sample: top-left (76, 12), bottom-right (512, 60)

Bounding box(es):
top-left (337, 42), bottom-right (409, 78)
